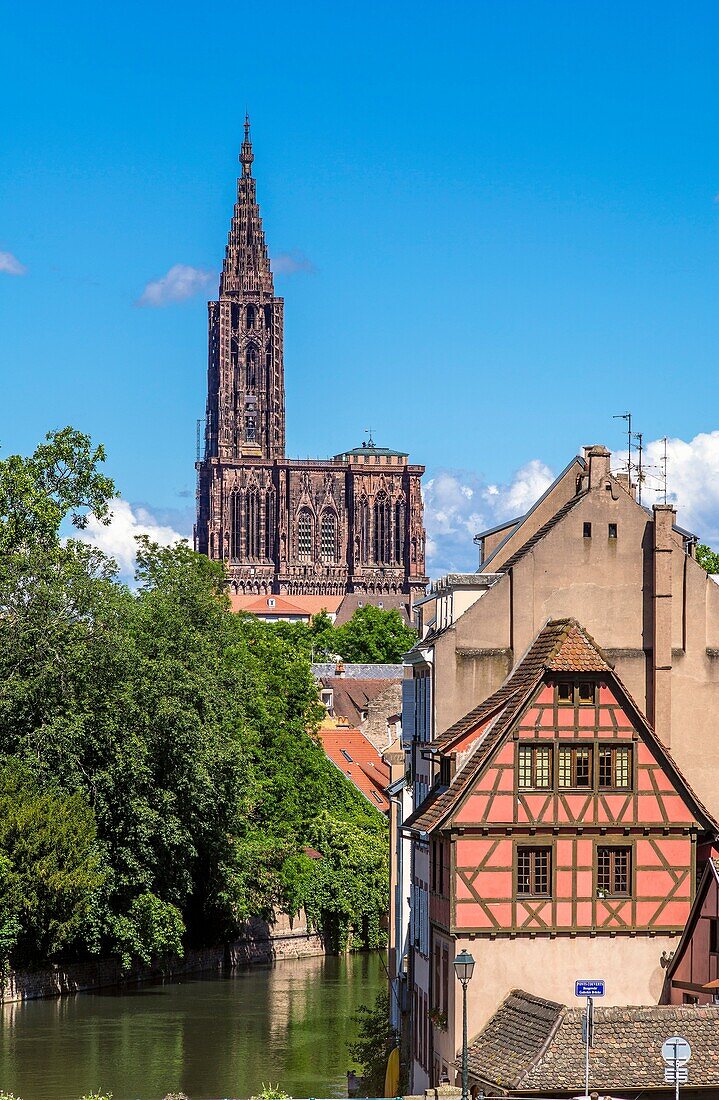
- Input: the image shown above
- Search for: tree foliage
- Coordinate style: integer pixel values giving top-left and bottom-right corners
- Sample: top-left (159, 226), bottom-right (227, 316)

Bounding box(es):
top-left (0, 430), bottom-right (389, 971)
top-left (273, 603), bottom-right (416, 664)
top-left (697, 543), bottom-right (719, 574)
top-left (349, 990), bottom-right (397, 1096)
top-left (0, 427), bottom-right (115, 553)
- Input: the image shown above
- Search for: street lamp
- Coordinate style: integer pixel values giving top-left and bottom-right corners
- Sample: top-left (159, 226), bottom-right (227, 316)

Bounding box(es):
top-left (453, 950), bottom-right (475, 1100)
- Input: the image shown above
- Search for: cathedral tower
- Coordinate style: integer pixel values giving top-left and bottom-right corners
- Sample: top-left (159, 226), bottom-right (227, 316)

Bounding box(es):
top-left (204, 116), bottom-right (285, 464)
top-left (195, 124), bottom-right (427, 618)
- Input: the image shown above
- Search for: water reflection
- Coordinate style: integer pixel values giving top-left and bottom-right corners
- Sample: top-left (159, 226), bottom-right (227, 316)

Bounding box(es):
top-left (0, 952), bottom-right (385, 1100)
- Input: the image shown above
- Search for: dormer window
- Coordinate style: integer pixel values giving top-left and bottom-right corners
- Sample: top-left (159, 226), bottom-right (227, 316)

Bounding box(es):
top-left (556, 681), bottom-right (596, 706)
top-left (557, 682), bottom-right (573, 706)
top-left (578, 681), bottom-right (596, 706)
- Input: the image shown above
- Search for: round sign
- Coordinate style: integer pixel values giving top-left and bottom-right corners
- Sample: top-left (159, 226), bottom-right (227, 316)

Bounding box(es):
top-left (661, 1035), bottom-right (692, 1063)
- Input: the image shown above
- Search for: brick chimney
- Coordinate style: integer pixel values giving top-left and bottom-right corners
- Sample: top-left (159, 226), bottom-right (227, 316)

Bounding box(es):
top-left (335, 659), bottom-right (346, 678)
top-left (586, 445), bottom-right (612, 491)
top-left (652, 504), bottom-right (675, 745)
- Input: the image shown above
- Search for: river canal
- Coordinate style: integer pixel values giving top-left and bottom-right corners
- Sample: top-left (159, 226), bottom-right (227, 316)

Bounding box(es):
top-left (0, 953), bottom-right (385, 1100)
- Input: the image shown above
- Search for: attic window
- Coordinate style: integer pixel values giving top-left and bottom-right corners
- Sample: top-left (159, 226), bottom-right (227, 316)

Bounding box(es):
top-left (371, 791), bottom-right (383, 804)
top-left (577, 681), bottom-right (596, 706)
top-left (608, 523), bottom-right (618, 539)
top-left (583, 522), bottom-right (592, 538)
top-left (340, 748), bottom-right (353, 763)
top-left (556, 682), bottom-right (573, 706)
top-left (267, 598), bottom-right (276, 608)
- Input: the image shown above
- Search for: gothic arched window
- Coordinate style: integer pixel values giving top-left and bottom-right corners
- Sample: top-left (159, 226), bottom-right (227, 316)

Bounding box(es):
top-left (246, 305), bottom-right (256, 330)
top-left (394, 499), bottom-right (405, 564)
top-left (321, 511), bottom-right (337, 564)
top-left (359, 498), bottom-right (370, 563)
top-left (373, 492), bottom-right (391, 564)
top-left (246, 488), bottom-right (260, 559)
top-left (264, 491), bottom-right (275, 560)
top-left (246, 345), bottom-right (258, 391)
top-left (245, 411), bottom-right (257, 443)
top-left (230, 491), bottom-right (242, 560)
top-left (298, 509), bottom-right (313, 563)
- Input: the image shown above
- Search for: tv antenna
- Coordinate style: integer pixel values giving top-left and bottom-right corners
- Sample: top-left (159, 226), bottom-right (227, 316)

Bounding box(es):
top-left (660, 436), bottom-right (668, 504)
top-left (613, 411), bottom-right (632, 482)
top-left (634, 431), bottom-right (644, 505)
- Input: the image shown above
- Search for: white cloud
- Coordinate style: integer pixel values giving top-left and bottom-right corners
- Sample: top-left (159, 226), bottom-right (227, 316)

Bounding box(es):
top-left (0, 251), bottom-right (27, 276)
top-left (423, 459), bottom-right (554, 577)
top-left (137, 264), bottom-right (214, 307)
top-left (77, 499), bottom-right (187, 579)
top-left (614, 430), bottom-right (719, 547)
top-left (272, 250), bottom-right (315, 276)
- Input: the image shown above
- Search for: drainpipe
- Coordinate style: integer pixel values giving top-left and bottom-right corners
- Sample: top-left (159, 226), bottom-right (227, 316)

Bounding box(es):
top-left (652, 504), bottom-right (675, 746)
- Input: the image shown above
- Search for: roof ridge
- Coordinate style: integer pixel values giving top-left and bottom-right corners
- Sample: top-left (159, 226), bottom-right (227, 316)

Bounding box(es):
top-left (498, 490), bottom-right (588, 574)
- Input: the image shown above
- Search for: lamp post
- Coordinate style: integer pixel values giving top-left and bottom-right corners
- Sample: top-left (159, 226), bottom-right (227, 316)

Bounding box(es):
top-left (453, 949), bottom-right (475, 1100)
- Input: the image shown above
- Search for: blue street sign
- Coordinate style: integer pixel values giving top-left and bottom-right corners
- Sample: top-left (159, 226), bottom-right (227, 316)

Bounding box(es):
top-left (575, 979), bottom-right (605, 997)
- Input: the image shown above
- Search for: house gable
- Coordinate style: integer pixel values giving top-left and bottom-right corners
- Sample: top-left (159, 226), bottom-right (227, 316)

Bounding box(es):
top-left (405, 618), bottom-right (717, 937)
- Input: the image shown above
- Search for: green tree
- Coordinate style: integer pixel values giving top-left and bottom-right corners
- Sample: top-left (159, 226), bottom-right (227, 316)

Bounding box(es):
top-left (0, 427), bottom-right (115, 552)
top-left (349, 990), bottom-right (397, 1097)
top-left (0, 760), bottom-right (105, 966)
top-left (302, 813), bottom-right (388, 952)
top-left (333, 604), bottom-right (416, 663)
top-left (0, 429), bottom-right (392, 968)
top-left (697, 544), bottom-right (719, 574)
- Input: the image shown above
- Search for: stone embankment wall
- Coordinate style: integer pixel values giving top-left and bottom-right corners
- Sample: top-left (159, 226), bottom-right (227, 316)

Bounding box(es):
top-left (1, 909), bottom-right (323, 1004)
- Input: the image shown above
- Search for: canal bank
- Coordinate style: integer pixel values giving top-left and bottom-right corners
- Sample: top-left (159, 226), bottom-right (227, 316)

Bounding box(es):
top-left (1, 911), bottom-right (324, 1004)
top-left (0, 952), bottom-right (385, 1100)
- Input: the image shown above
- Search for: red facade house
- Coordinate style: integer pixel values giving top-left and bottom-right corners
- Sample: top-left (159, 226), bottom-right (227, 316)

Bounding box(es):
top-left (403, 618), bottom-right (718, 1085)
top-left (664, 857), bottom-right (719, 1005)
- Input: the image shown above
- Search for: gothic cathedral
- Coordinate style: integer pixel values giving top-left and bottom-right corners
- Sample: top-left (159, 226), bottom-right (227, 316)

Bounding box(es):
top-left (194, 121), bottom-right (427, 619)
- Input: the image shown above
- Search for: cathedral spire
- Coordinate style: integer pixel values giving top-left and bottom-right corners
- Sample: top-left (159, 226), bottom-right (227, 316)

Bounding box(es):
top-left (220, 119), bottom-right (273, 295)
top-left (240, 113), bottom-right (254, 177)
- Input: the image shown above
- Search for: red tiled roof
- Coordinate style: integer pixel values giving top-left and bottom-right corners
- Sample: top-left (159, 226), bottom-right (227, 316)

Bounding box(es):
top-left (230, 593), bottom-right (344, 617)
top-left (317, 720), bottom-right (390, 813)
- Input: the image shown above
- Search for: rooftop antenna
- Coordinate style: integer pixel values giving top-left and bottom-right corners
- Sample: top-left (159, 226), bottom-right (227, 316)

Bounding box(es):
top-left (660, 436), bottom-right (668, 504)
top-left (613, 411), bottom-right (632, 484)
top-left (633, 431), bottom-right (644, 505)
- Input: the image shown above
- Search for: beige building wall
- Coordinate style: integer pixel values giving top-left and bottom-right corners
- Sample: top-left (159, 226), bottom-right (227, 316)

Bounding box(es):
top-left (432, 932), bottom-right (679, 1073)
top-left (428, 448), bottom-right (719, 814)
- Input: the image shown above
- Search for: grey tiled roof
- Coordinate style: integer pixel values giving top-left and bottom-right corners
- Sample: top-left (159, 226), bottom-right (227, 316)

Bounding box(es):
top-left (466, 989), bottom-right (719, 1091)
top-left (311, 663), bottom-right (403, 679)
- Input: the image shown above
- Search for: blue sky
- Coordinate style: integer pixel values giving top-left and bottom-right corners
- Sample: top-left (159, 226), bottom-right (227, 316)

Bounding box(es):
top-left (3, 2), bottom-right (719, 574)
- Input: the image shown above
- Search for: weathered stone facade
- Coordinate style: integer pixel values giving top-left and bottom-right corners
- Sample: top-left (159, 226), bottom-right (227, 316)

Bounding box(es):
top-left (195, 120), bottom-right (427, 616)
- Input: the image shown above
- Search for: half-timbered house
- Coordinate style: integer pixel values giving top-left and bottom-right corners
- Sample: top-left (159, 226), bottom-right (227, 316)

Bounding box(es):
top-left (663, 858), bottom-right (719, 1005)
top-left (403, 617), bottom-right (717, 1086)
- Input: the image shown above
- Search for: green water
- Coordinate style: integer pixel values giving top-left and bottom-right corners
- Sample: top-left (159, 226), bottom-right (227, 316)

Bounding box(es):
top-left (0, 953), bottom-right (385, 1100)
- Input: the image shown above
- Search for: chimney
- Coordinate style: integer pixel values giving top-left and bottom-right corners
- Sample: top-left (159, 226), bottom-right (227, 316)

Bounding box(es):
top-left (652, 504), bottom-right (675, 745)
top-left (586, 445), bottom-right (612, 491)
top-left (335, 659), bottom-right (346, 678)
